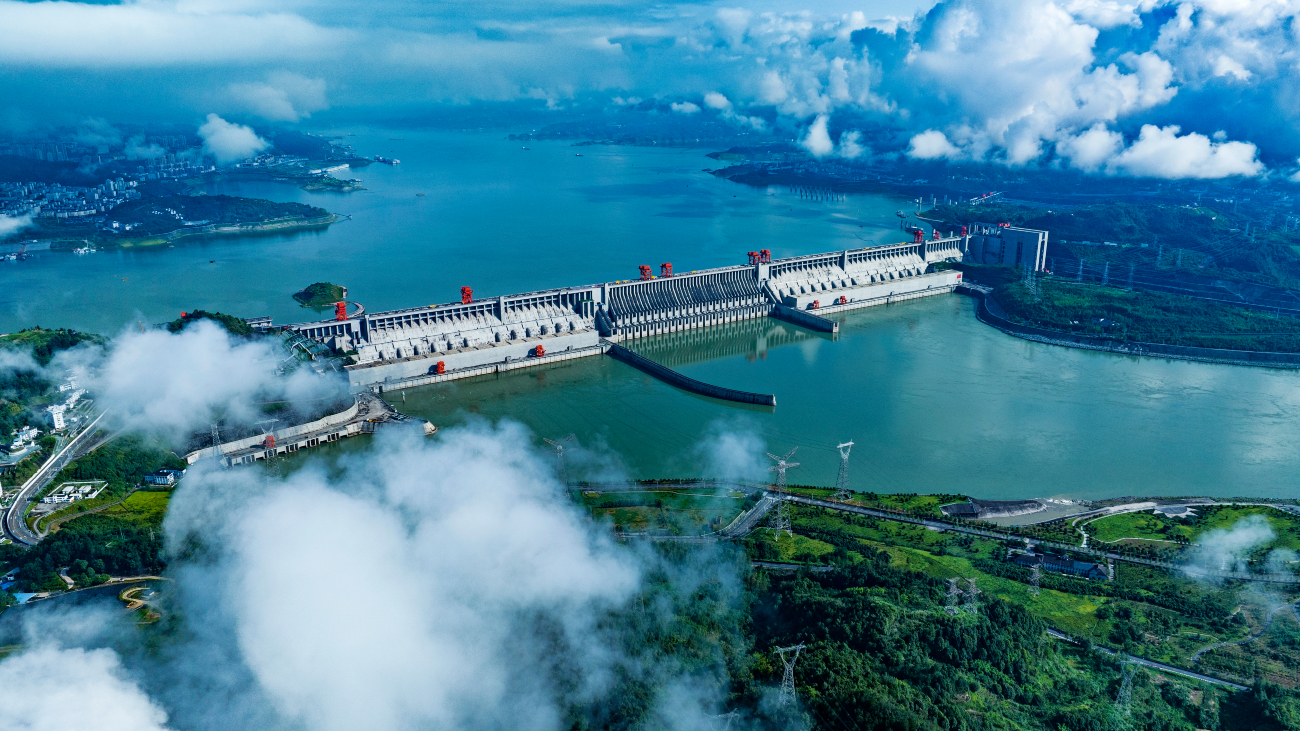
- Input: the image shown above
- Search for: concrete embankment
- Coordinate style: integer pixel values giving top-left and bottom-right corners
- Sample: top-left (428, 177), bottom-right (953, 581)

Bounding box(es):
top-left (958, 285), bottom-right (1300, 369)
top-left (770, 305), bottom-right (838, 333)
top-left (606, 342), bottom-right (777, 406)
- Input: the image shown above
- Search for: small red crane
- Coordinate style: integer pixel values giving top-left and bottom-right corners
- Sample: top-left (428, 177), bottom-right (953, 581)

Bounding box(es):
top-left (811, 300), bottom-right (820, 310)
top-left (759, 249), bottom-right (771, 263)
top-left (638, 265), bottom-right (652, 280)
top-left (747, 251), bottom-right (760, 265)
top-left (334, 301), bottom-right (348, 321)
top-left (660, 262), bottom-right (673, 277)
top-left (959, 225), bottom-right (968, 236)
top-left (435, 361), bottom-right (446, 374)
top-left (461, 287), bottom-right (473, 304)
top-left (912, 229), bottom-right (924, 243)
top-left (534, 345), bottom-right (546, 357)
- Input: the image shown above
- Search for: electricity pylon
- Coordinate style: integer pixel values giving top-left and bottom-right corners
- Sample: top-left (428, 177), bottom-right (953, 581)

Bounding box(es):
top-left (945, 578), bottom-right (962, 616)
top-left (1108, 655), bottom-right (1137, 729)
top-left (962, 577), bottom-right (981, 614)
top-left (832, 441), bottom-right (853, 501)
top-left (1028, 564), bottom-right (1042, 597)
top-left (767, 448), bottom-right (799, 536)
top-left (543, 434), bottom-right (575, 485)
top-left (775, 644), bottom-right (806, 706)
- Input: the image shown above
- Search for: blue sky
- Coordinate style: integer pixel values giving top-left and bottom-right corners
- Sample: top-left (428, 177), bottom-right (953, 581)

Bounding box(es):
top-left (1, 0), bottom-right (1298, 179)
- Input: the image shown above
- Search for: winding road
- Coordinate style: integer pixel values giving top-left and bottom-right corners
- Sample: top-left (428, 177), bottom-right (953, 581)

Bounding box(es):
top-left (3, 412), bottom-right (107, 546)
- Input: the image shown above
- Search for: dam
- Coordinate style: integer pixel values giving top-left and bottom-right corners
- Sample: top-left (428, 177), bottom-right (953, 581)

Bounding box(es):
top-left (275, 232), bottom-right (970, 390)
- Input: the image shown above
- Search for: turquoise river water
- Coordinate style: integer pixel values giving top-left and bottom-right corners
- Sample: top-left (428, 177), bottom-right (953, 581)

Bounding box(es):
top-left (3, 131), bottom-right (1298, 500)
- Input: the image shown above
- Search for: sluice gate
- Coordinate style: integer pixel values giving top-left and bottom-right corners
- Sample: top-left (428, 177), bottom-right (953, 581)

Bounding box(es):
top-left (274, 235), bottom-right (970, 391)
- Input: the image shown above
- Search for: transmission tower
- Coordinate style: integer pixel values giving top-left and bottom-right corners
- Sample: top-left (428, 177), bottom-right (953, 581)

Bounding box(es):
top-left (209, 422), bottom-right (223, 465)
top-left (832, 441), bottom-right (853, 501)
top-left (1108, 654), bottom-right (1137, 728)
top-left (766, 448), bottom-right (799, 536)
top-left (543, 434), bottom-right (576, 485)
top-left (944, 578), bottom-right (963, 616)
top-left (775, 644), bottom-right (806, 706)
top-left (1028, 564), bottom-right (1042, 597)
top-left (962, 578), bottom-right (981, 614)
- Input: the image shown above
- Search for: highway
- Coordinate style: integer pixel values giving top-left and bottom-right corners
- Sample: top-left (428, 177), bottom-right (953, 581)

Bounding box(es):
top-left (3, 412), bottom-right (107, 546)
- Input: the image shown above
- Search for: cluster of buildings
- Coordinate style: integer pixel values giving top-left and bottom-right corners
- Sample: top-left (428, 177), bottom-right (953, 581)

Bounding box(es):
top-left (46, 377), bottom-right (86, 430)
top-left (4, 425), bottom-right (43, 461)
top-left (132, 158), bottom-right (213, 181)
top-left (0, 179), bottom-right (140, 220)
top-left (143, 468), bottom-right (186, 486)
top-left (1010, 549), bottom-right (1110, 581)
top-left (40, 481), bottom-right (106, 505)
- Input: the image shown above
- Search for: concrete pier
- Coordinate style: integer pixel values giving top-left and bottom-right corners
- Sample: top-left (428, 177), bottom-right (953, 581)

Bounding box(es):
top-left (606, 342), bottom-right (776, 406)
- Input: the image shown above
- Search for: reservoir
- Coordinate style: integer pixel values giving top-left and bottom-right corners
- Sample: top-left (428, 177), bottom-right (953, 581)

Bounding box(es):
top-left (4, 131), bottom-right (1298, 501)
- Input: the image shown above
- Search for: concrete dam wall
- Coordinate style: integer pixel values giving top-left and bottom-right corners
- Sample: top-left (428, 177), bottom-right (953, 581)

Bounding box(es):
top-left (277, 235), bottom-right (969, 389)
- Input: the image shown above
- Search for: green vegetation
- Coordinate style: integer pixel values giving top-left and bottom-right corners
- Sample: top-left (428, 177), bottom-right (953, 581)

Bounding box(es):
top-left (0, 327), bottom-right (102, 438)
top-left (933, 200), bottom-right (1300, 291)
top-left (45, 435), bottom-right (184, 497)
top-left (106, 195), bottom-right (328, 235)
top-left (293, 282), bottom-right (347, 307)
top-left (12, 514), bottom-right (163, 592)
top-left (1088, 506), bottom-right (1300, 557)
top-left (100, 490), bottom-right (172, 526)
top-left (165, 309), bottom-right (253, 336)
top-left (577, 487), bottom-right (753, 534)
top-left (0, 327), bottom-right (104, 366)
top-left (962, 264), bottom-right (1300, 352)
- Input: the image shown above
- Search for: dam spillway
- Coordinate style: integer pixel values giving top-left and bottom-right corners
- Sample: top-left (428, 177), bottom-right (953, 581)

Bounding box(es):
top-left (278, 235), bottom-right (969, 390)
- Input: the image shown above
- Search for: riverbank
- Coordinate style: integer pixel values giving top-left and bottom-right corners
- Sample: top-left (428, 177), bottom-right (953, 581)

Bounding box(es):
top-left (957, 284), bottom-right (1300, 369)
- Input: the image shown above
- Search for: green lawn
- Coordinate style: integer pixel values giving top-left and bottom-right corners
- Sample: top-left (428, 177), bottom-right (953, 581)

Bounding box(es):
top-left (100, 491), bottom-right (172, 527)
top-left (1193, 506), bottom-right (1300, 552)
top-left (1087, 511), bottom-right (1194, 544)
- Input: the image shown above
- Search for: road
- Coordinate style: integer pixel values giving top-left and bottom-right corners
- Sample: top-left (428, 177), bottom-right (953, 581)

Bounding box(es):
top-left (782, 494), bottom-right (1300, 585)
top-left (1044, 628), bottom-right (1249, 691)
top-left (3, 412), bottom-right (107, 546)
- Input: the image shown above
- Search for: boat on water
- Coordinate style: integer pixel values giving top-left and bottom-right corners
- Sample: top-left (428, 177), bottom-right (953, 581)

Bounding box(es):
top-left (575, 153), bottom-right (582, 157)
top-left (521, 146), bottom-right (530, 150)
top-left (373, 156), bottom-right (401, 164)
top-left (72, 246), bottom-right (96, 255)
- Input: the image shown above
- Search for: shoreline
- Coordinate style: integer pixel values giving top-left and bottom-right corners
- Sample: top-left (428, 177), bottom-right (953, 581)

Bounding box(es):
top-left (35, 214), bottom-right (342, 250)
top-left (956, 286), bottom-right (1300, 370)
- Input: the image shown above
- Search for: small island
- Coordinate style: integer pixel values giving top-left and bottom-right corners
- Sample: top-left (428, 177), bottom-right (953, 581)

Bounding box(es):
top-left (293, 282), bottom-right (348, 307)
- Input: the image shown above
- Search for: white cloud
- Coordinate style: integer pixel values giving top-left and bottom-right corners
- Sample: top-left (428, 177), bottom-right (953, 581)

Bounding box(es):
top-left (703, 91), bottom-right (731, 110)
top-left (91, 319), bottom-right (341, 440)
top-left (0, 0), bottom-right (343, 66)
top-left (1184, 514), bottom-right (1275, 577)
top-left (670, 101), bottom-right (700, 114)
top-left (0, 213), bottom-right (33, 239)
top-left (838, 130), bottom-right (866, 159)
top-left (197, 113), bottom-right (269, 164)
top-left (1291, 158), bottom-right (1300, 182)
top-left (161, 423), bottom-right (648, 731)
top-left (801, 114), bottom-right (834, 157)
top-left (1057, 123), bottom-right (1124, 171)
top-left (1106, 124), bottom-right (1264, 178)
top-left (907, 129), bottom-right (963, 159)
top-left (227, 71), bottom-right (327, 122)
top-left (0, 646), bottom-right (170, 731)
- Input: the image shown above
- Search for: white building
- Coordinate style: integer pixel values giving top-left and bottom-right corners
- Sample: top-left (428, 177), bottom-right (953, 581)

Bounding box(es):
top-left (48, 404), bottom-right (67, 430)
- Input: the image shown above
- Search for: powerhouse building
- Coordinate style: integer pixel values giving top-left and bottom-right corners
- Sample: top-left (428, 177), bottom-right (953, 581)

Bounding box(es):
top-left (277, 231), bottom-right (990, 388)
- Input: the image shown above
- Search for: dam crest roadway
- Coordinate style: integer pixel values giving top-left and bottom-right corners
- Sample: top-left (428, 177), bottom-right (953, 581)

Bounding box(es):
top-left (271, 233), bottom-right (972, 403)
